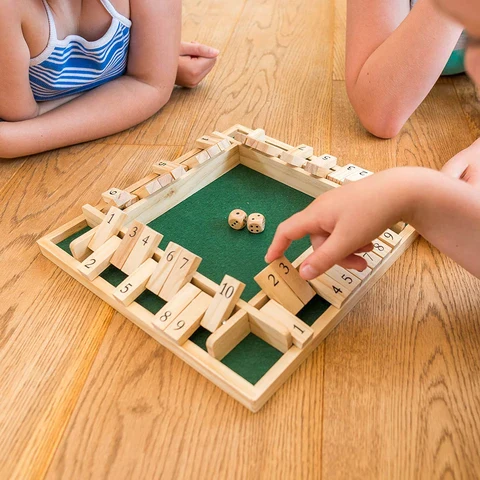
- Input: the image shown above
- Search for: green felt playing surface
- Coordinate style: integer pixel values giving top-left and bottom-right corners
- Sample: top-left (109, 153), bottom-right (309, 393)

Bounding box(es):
top-left (57, 164), bottom-right (331, 385)
top-left (147, 164), bottom-right (313, 300)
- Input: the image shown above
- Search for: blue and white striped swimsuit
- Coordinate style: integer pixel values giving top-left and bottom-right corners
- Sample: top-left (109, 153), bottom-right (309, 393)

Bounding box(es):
top-left (29, 0), bottom-right (131, 102)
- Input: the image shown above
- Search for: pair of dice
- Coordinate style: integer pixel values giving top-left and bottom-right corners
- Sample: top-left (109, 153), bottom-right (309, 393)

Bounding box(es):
top-left (229, 209), bottom-right (265, 234)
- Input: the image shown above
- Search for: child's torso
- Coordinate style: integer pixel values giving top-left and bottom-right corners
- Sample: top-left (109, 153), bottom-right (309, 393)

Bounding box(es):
top-left (25, 0), bottom-right (132, 101)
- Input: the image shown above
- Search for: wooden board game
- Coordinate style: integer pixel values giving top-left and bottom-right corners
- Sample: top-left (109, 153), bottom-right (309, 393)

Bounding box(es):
top-left (38, 125), bottom-right (417, 412)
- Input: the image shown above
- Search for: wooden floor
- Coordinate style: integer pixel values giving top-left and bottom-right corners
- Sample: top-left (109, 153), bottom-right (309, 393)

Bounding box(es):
top-left (2, 0), bottom-right (480, 478)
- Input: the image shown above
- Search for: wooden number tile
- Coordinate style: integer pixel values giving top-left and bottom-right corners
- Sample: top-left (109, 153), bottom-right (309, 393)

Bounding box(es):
top-left (163, 292), bottom-right (212, 345)
top-left (245, 128), bottom-right (266, 144)
top-left (254, 265), bottom-right (304, 315)
top-left (359, 250), bottom-right (382, 269)
top-left (195, 150), bottom-right (211, 164)
top-left (379, 229), bottom-right (402, 248)
top-left (206, 310), bottom-right (250, 360)
top-left (248, 310), bottom-right (292, 353)
top-left (206, 144), bottom-right (222, 158)
top-left (371, 238), bottom-right (392, 258)
top-left (113, 258), bottom-right (157, 306)
top-left (233, 131), bottom-right (248, 143)
top-left (342, 169), bottom-right (374, 184)
top-left (195, 135), bottom-right (218, 149)
top-left (134, 177), bottom-right (163, 199)
top-left (303, 158), bottom-right (330, 178)
top-left (325, 265), bottom-right (361, 292)
top-left (78, 235), bottom-right (122, 281)
top-left (216, 138), bottom-right (232, 151)
top-left (201, 275), bottom-right (246, 332)
top-left (121, 226), bottom-right (163, 275)
top-left (70, 226), bottom-right (98, 261)
top-left (110, 220), bottom-right (145, 270)
top-left (157, 173), bottom-right (174, 187)
top-left (152, 283), bottom-right (201, 331)
top-left (159, 248), bottom-right (202, 302)
top-left (348, 266), bottom-right (372, 280)
top-left (102, 189), bottom-right (138, 209)
top-left (309, 275), bottom-right (350, 309)
top-left (182, 157), bottom-right (200, 170)
top-left (269, 256), bottom-right (315, 305)
top-left (152, 160), bottom-right (187, 180)
top-left (390, 221), bottom-right (407, 234)
top-left (280, 151), bottom-right (307, 167)
top-left (314, 154), bottom-right (337, 169)
top-left (327, 164), bottom-right (362, 184)
top-left (260, 300), bottom-right (313, 348)
top-left (88, 206), bottom-right (128, 251)
top-left (291, 144), bottom-right (314, 158)
top-left (146, 242), bottom-right (183, 295)
top-left (255, 140), bottom-right (284, 157)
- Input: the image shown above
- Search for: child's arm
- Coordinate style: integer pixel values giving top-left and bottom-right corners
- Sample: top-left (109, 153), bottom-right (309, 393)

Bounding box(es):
top-left (0, 0), bottom-right (181, 159)
top-left (346, 0), bottom-right (463, 138)
top-left (266, 167), bottom-right (480, 279)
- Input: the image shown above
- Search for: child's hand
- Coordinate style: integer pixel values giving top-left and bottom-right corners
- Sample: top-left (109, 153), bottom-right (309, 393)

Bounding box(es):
top-left (176, 42), bottom-right (219, 88)
top-left (442, 138), bottom-right (480, 187)
top-left (265, 169), bottom-right (412, 280)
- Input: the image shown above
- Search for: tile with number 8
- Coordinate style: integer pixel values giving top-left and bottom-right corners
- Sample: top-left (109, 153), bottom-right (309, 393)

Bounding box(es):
top-left (152, 283), bottom-right (201, 331)
top-left (163, 292), bottom-right (212, 345)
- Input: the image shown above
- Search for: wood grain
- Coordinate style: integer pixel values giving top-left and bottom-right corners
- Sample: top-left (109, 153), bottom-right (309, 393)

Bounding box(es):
top-left (181, 0), bottom-right (334, 155)
top-left (1, 0), bottom-right (480, 478)
top-left (321, 240), bottom-right (480, 479)
top-left (100, 0), bottom-right (248, 147)
top-left (45, 313), bottom-right (325, 480)
top-left (0, 144), bottom-right (179, 480)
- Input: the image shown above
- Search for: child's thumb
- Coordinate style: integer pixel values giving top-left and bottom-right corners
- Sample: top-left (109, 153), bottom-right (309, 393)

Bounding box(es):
top-left (184, 42), bottom-right (219, 58)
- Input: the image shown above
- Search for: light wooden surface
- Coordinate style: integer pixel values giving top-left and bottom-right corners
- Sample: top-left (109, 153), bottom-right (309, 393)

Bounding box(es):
top-left (1, 0), bottom-right (480, 478)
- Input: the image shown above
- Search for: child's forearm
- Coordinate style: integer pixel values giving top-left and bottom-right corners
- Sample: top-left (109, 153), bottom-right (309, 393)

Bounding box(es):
top-left (0, 75), bottom-right (173, 158)
top-left (37, 94), bottom-right (82, 116)
top-left (347, 0), bottom-right (463, 138)
top-left (402, 168), bottom-right (480, 277)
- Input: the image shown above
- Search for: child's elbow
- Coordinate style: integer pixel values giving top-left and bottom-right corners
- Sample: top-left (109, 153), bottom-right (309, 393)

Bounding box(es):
top-left (347, 87), bottom-right (405, 139)
top-left (359, 112), bottom-right (405, 139)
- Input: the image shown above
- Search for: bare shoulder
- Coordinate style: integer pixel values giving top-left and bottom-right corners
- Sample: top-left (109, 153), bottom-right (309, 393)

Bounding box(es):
top-left (110, 0), bottom-right (131, 19)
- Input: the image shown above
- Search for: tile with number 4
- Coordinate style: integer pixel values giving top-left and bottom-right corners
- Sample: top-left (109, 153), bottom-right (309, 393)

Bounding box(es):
top-left (121, 226), bottom-right (163, 275)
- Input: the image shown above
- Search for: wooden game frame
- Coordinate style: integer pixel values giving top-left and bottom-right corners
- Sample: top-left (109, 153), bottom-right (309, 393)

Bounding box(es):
top-left (38, 125), bottom-right (417, 412)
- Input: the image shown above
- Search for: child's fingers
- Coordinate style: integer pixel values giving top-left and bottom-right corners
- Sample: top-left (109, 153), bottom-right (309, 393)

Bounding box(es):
top-left (265, 210), bottom-right (319, 262)
top-left (299, 228), bottom-right (367, 280)
top-left (355, 242), bottom-right (374, 253)
top-left (181, 42), bottom-right (219, 58)
top-left (337, 254), bottom-right (369, 271)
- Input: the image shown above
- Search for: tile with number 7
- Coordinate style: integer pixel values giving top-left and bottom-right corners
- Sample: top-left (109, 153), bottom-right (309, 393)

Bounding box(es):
top-left (159, 248), bottom-right (202, 302)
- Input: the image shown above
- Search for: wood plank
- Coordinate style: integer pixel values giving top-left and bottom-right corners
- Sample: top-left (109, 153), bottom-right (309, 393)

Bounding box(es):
top-left (206, 309), bottom-right (251, 360)
top-left (201, 275), bottom-right (246, 332)
top-left (152, 283), bottom-right (202, 331)
top-left (110, 220), bottom-right (146, 270)
top-left (113, 258), bottom-right (158, 306)
top-left (163, 292), bottom-right (212, 344)
top-left (260, 300), bottom-right (314, 348)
